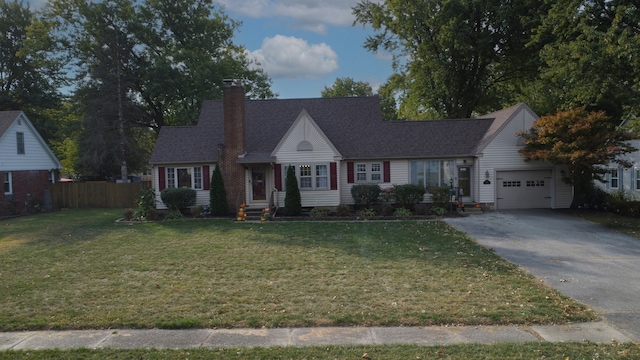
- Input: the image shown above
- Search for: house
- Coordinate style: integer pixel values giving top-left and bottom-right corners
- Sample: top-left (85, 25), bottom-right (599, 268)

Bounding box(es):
top-left (595, 135), bottom-right (640, 197)
top-left (149, 80), bottom-right (572, 212)
top-left (0, 111), bottom-right (62, 213)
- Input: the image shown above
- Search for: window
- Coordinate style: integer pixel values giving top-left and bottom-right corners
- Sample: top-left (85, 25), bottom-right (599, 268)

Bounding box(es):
top-left (355, 162), bottom-right (382, 183)
top-left (3, 172), bottom-right (12, 194)
top-left (16, 133), bottom-right (25, 154)
top-left (166, 167), bottom-right (203, 190)
top-left (636, 169), bottom-right (640, 190)
top-left (283, 163), bottom-right (330, 191)
top-left (526, 180), bottom-right (544, 187)
top-left (609, 168), bottom-right (619, 189)
top-left (410, 160), bottom-right (455, 189)
top-left (503, 181), bottom-right (521, 187)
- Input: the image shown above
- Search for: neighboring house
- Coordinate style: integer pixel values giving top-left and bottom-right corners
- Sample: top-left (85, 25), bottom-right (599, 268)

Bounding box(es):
top-left (0, 111), bottom-right (62, 213)
top-left (596, 136), bottom-right (640, 196)
top-left (149, 80), bottom-right (572, 212)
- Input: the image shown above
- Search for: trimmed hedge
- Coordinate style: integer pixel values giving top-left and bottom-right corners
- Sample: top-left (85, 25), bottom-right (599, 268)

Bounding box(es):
top-left (161, 187), bottom-right (197, 212)
top-left (351, 184), bottom-right (381, 209)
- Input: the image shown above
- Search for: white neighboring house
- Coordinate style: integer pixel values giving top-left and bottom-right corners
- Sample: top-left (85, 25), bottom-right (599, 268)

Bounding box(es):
top-left (149, 81), bottom-right (573, 212)
top-left (0, 111), bottom-right (61, 213)
top-left (595, 136), bottom-right (640, 197)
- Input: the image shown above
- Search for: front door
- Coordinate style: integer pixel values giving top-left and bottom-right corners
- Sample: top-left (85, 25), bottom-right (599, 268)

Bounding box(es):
top-left (458, 166), bottom-right (472, 200)
top-left (252, 167), bottom-right (266, 201)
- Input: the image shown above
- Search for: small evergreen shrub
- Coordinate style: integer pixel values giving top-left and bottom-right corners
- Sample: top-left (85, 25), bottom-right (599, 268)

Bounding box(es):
top-left (335, 204), bottom-right (351, 216)
top-left (429, 186), bottom-right (451, 210)
top-left (394, 207), bottom-right (412, 217)
top-left (431, 206), bottom-right (446, 216)
top-left (210, 164), bottom-right (229, 216)
top-left (310, 207), bottom-right (331, 218)
top-left (393, 184), bottom-right (425, 209)
top-left (357, 208), bottom-right (376, 218)
top-left (351, 184), bottom-right (381, 209)
top-left (161, 187), bottom-right (197, 213)
top-left (284, 166), bottom-right (302, 216)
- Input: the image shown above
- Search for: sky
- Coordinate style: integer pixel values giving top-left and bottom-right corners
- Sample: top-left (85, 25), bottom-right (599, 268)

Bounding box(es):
top-left (27, 0), bottom-right (394, 100)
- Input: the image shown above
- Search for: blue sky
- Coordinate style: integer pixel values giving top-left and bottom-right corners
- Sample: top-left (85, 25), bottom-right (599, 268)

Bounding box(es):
top-left (28, 0), bottom-right (394, 99)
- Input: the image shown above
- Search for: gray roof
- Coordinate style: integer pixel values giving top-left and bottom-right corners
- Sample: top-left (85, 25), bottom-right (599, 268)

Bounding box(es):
top-left (0, 111), bottom-right (23, 138)
top-left (150, 96), bottom-right (501, 164)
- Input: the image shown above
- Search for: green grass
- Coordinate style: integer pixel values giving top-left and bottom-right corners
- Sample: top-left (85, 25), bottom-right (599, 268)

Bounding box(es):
top-left (568, 210), bottom-right (640, 240)
top-left (2, 343), bottom-right (640, 359)
top-left (0, 209), bottom-right (597, 331)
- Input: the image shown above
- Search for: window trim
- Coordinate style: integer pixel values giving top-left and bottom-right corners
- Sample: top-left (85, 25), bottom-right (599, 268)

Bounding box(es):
top-left (355, 162), bottom-right (383, 184)
top-left (3, 172), bottom-right (12, 195)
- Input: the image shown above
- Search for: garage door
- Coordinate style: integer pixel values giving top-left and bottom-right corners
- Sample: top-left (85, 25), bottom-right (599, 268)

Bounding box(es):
top-left (496, 170), bottom-right (552, 209)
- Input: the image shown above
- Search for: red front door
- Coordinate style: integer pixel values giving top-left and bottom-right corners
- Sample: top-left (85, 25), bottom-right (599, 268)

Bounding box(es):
top-left (252, 167), bottom-right (266, 201)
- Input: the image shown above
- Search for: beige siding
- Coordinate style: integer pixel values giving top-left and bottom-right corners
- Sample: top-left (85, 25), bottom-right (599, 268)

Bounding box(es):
top-left (477, 108), bottom-right (572, 208)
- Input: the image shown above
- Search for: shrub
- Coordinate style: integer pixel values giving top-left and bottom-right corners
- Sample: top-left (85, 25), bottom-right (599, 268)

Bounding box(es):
top-left (146, 208), bottom-right (158, 221)
top-left (191, 205), bottom-right (204, 218)
top-left (210, 164), bottom-right (229, 216)
top-left (160, 187), bottom-right (197, 213)
top-left (429, 186), bottom-right (452, 210)
top-left (431, 206), bottom-right (446, 216)
top-left (310, 207), bottom-right (331, 218)
top-left (351, 184), bottom-right (381, 209)
top-left (393, 184), bottom-right (425, 209)
top-left (165, 209), bottom-right (184, 220)
top-left (394, 207), bottom-right (412, 217)
top-left (133, 188), bottom-right (155, 220)
top-left (335, 204), bottom-right (351, 216)
top-left (122, 208), bottom-right (135, 221)
top-left (284, 166), bottom-right (301, 216)
top-left (357, 208), bottom-right (376, 218)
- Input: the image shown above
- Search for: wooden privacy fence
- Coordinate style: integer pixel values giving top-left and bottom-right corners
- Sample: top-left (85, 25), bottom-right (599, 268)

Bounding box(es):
top-left (49, 181), bottom-right (151, 209)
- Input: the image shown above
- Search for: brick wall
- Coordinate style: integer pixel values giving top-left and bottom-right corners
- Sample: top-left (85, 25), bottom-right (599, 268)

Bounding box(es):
top-left (220, 80), bottom-right (246, 212)
top-left (1, 170), bottom-right (51, 214)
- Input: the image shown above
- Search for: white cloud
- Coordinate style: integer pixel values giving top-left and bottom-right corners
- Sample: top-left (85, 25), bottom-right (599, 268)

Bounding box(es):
top-left (247, 35), bottom-right (338, 79)
top-left (215, 0), bottom-right (361, 34)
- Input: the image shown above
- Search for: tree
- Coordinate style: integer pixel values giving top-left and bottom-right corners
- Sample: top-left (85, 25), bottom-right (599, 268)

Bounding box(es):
top-left (210, 164), bottom-right (228, 216)
top-left (352, 0), bottom-right (550, 119)
top-left (0, 0), bottom-right (64, 143)
top-left (284, 166), bottom-right (301, 216)
top-left (519, 108), bottom-right (639, 208)
top-left (322, 77), bottom-right (398, 120)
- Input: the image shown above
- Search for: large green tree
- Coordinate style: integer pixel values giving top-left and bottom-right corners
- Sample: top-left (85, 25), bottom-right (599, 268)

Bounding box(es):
top-left (353, 0), bottom-right (550, 119)
top-left (0, 0), bottom-right (64, 143)
top-left (321, 77), bottom-right (398, 120)
top-left (519, 108), bottom-right (639, 208)
top-left (525, 0), bottom-right (640, 119)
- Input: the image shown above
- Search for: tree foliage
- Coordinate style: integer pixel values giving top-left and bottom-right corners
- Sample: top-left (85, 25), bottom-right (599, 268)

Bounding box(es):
top-left (519, 108), bottom-right (639, 207)
top-left (321, 77), bottom-right (397, 120)
top-left (284, 166), bottom-right (301, 216)
top-left (210, 164), bottom-right (228, 216)
top-left (353, 0), bottom-right (549, 119)
top-left (0, 0), bottom-right (64, 143)
top-left (525, 0), bottom-right (640, 119)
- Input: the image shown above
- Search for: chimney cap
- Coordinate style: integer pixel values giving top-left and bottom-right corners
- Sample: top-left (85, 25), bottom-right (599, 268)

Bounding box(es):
top-left (223, 79), bottom-right (242, 87)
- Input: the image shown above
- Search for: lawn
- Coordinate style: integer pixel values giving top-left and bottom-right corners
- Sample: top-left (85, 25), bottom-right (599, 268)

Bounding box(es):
top-left (568, 209), bottom-right (640, 240)
top-left (0, 209), bottom-right (597, 331)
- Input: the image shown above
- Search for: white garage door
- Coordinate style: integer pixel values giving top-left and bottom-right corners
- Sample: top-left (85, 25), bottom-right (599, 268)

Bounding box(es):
top-left (496, 170), bottom-right (552, 209)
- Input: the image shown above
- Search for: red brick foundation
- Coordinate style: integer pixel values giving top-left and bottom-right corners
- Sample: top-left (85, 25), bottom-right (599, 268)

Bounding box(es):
top-left (1, 170), bottom-right (51, 214)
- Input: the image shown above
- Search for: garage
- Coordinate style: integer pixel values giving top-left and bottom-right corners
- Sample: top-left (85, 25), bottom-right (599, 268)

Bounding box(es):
top-left (496, 170), bottom-right (552, 209)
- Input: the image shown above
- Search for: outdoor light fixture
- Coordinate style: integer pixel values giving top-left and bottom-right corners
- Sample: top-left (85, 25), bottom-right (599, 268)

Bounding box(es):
top-left (485, 170), bottom-right (490, 179)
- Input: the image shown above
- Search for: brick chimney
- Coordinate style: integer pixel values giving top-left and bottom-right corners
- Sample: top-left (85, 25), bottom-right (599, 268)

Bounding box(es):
top-left (220, 79), bottom-right (246, 213)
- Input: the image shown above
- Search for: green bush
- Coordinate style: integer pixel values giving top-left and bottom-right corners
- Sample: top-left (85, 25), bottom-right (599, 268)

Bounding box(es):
top-left (210, 164), bottom-right (229, 216)
top-left (133, 188), bottom-right (155, 220)
top-left (284, 166), bottom-right (302, 216)
top-left (335, 204), bottom-right (351, 216)
top-left (429, 186), bottom-right (452, 210)
top-left (160, 187), bottom-right (197, 213)
top-left (431, 206), bottom-right (446, 216)
top-left (393, 184), bottom-right (425, 209)
top-left (310, 207), bottom-right (331, 218)
top-left (351, 184), bottom-right (381, 209)
top-left (357, 208), bottom-right (376, 218)
top-left (394, 207), bottom-right (412, 217)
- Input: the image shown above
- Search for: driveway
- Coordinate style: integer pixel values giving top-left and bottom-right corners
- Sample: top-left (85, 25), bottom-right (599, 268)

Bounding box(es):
top-left (444, 209), bottom-right (640, 342)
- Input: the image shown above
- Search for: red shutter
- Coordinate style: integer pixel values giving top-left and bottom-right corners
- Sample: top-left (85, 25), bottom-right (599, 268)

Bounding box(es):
top-left (383, 161), bottom-right (391, 183)
top-left (274, 164), bottom-right (282, 191)
top-left (158, 167), bottom-right (166, 191)
top-left (347, 162), bottom-right (354, 183)
top-left (330, 162), bottom-right (338, 190)
top-left (203, 165), bottom-right (210, 190)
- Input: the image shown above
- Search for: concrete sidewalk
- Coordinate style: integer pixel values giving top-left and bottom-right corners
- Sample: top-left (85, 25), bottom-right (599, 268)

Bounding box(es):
top-left (0, 322), bottom-right (633, 351)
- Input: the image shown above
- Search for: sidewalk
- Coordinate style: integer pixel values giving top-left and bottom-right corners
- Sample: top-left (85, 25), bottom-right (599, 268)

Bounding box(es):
top-left (1, 322), bottom-right (633, 351)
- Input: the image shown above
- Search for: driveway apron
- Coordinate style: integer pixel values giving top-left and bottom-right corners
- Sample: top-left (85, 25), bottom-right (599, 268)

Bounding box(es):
top-left (444, 209), bottom-right (640, 342)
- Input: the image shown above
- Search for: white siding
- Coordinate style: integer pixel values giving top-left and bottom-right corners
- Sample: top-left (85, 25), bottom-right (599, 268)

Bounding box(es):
top-left (477, 108), bottom-right (572, 209)
top-left (597, 139), bottom-right (640, 198)
top-left (152, 164), bottom-right (214, 210)
top-left (274, 113), bottom-right (341, 208)
top-left (0, 115), bottom-right (60, 172)
top-left (339, 160), bottom-right (408, 205)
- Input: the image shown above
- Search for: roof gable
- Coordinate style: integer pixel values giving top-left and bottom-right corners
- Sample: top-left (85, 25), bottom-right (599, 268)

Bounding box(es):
top-left (473, 103), bottom-right (539, 153)
top-left (271, 109), bottom-right (341, 159)
top-left (0, 111), bottom-right (62, 170)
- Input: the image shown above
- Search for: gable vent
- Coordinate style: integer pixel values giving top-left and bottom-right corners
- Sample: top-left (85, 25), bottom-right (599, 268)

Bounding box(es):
top-left (297, 140), bottom-right (313, 151)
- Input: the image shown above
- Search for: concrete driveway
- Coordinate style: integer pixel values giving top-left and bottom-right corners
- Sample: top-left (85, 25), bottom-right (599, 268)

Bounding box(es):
top-left (444, 209), bottom-right (640, 342)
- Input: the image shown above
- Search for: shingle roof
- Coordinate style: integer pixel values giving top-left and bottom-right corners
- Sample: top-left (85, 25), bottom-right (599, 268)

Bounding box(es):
top-left (0, 111), bottom-right (23, 138)
top-left (150, 96), bottom-right (499, 164)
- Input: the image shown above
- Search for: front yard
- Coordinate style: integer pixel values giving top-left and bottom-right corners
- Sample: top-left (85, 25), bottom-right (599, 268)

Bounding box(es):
top-left (0, 209), bottom-right (596, 331)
